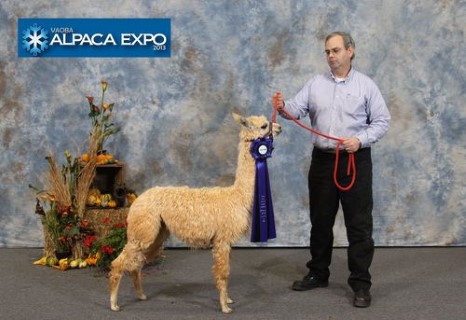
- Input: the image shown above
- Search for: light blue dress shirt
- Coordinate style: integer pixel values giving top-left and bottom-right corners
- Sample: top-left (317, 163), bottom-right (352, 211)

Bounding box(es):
top-left (282, 68), bottom-right (391, 149)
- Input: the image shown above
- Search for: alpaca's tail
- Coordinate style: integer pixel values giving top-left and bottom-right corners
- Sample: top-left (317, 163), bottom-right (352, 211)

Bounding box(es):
top-left (111, 241), bottom-right (147, 273)
top-left (110, 209), bottom-right (160, 281)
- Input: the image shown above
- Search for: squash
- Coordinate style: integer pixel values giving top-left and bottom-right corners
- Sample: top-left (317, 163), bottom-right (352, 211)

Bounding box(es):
top-left (86, 195), bottom-right (97, 206)
top-left (126, 193), bottom-right (137, 206)
top-left (100, 193), bottom-right (112, 207)
top-left (100, 194), bottom-right (112, 202)
top-left (88, 188), bottom-right (101, 198)
top-left (94, 197), bottom-right (102, 207)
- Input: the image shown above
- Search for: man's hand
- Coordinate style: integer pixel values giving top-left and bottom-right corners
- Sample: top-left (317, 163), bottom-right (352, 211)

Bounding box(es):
top-left (342, 137), bottom-right (361, 153)
top-left (272, 91), bottom-right (285, 111)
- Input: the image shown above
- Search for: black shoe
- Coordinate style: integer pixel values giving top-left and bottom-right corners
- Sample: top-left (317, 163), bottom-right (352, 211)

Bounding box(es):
top-left (353, 289), bottom-right (371, 308)
top-left (291, 274), bottom-right (328, 291)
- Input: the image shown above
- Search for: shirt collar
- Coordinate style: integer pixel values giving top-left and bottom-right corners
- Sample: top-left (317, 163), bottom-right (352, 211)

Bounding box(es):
top-left (328, 67), bottom-right (354, 83)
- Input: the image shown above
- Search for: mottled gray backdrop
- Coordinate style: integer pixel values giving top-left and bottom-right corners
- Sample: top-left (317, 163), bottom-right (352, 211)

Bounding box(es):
top-left (1, 0), bottom-right (465, 247)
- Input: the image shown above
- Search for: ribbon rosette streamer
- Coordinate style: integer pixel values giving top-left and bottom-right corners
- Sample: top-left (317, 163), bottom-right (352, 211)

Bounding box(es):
top-left (250, 137), bottom-right (276, 243)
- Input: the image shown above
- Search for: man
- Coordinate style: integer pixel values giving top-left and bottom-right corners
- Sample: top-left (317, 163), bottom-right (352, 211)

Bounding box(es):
top-left (273, 31), bottom-right (390, 308)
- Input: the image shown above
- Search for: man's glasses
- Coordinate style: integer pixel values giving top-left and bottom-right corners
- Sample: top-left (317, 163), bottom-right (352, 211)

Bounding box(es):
top-left (324, 48), bottom-right (343, 56)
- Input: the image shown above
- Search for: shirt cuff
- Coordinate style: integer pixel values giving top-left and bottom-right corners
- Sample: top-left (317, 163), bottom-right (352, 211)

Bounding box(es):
top-left (356, 133), bottom-right (369, 149)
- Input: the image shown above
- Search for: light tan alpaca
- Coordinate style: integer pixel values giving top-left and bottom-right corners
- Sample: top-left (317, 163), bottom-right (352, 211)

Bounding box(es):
top-left (109, 113), bottom-right (281, 313)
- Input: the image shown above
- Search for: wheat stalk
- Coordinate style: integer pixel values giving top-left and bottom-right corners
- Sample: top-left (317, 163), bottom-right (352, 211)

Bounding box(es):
top-left (46, 155), bottom-right (72, 207)
top-left (75, 129), bottom-right (101, 217)
top-left (75, 158), bottom-right (97, 217)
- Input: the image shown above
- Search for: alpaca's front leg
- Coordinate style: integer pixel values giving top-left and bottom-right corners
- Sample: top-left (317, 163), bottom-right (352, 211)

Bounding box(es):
top-left (212, 243), bottom-right (233, 313)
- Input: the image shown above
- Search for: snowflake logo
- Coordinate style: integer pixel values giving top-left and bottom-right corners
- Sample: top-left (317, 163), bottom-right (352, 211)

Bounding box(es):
top-left (22, 24), bottom-right (49, 56)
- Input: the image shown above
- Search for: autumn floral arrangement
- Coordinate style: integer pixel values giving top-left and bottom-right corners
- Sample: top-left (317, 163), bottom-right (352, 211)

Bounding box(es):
top-left (31, 81), bottom-right (131, 271)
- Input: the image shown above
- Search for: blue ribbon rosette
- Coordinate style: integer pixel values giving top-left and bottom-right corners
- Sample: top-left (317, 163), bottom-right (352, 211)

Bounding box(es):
top-left (250, 137), bottom-right (276, 243)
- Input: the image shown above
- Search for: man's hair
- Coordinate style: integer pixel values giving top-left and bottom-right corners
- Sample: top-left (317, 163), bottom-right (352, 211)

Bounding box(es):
top-left (325, 31), bottom-right (355, 60)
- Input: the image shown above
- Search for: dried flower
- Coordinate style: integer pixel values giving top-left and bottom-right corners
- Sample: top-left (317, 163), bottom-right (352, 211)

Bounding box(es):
top-left (101, 80), bottom-right (108, 92)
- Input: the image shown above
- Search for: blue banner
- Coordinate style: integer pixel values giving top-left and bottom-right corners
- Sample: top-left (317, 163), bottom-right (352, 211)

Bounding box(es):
top-left (18, 18), bottom-right (171, 58)
top-left (250, 137), bottom-right (277, 243)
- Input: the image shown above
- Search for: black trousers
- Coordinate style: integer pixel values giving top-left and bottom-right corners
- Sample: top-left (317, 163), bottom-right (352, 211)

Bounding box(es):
top-left (307, 147), bottom-right (374, 291)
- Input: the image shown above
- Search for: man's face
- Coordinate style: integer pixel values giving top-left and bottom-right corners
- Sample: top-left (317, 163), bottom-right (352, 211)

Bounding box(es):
top-left (325, 35), bottom-right (353, 74)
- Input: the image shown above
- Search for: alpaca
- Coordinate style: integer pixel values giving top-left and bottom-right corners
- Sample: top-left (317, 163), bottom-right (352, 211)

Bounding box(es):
top-left (109, 113), bottom-right (282, 313)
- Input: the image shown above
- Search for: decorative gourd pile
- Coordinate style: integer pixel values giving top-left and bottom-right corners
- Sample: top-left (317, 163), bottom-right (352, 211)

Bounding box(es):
top-left (33, 255), bottom-right (96, 271)
top-left (86, 188), bottom-right (117, 208)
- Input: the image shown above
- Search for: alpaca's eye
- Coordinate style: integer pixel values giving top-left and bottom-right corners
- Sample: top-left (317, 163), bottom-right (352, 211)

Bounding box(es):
top-left (261, 124), bottom-right (268, 130)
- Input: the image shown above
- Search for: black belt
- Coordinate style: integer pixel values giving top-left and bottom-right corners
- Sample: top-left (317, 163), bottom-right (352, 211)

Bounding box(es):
top-left (314, 147), bottom-right (346, 154)
top-left (314, 147), bottom-right (370, 154)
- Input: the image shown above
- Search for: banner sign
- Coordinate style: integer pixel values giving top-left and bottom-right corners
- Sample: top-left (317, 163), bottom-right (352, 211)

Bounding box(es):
top-left (18, 18), bottom-right (171, 58)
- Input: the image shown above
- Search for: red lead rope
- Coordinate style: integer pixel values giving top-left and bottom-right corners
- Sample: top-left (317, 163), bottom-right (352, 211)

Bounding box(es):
top-left (272, 92), bottom-right (356, 191)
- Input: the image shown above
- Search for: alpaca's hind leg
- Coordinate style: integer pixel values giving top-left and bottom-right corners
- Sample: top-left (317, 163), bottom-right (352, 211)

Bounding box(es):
top-left (130, 268), bottom-right (147, 300)
top-left (212, 242), bottom-right (233, 313)
top-left (109, 239), bottom-right (152, 311)
top-left (109, 249), bottom-right (127, 311)
top-left (130, 225), bottom-right (170, 302)
top-left (145, 223), bottom-right (169, 263)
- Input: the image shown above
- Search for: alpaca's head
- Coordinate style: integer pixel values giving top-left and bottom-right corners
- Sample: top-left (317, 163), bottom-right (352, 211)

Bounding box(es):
top-left (232, 113), bottom-right (282, 141)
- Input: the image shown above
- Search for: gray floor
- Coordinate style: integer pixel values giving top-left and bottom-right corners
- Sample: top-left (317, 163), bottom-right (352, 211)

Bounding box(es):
top-left (1, 247), bottom-right (465, 320)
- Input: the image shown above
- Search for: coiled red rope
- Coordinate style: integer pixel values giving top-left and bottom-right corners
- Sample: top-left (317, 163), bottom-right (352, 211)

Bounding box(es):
top-left (272, 92), bottom-right (356, 191)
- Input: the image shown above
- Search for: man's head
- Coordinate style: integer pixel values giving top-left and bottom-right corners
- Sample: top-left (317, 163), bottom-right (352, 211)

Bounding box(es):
top-left (324, 31), bottom-right (355, 77)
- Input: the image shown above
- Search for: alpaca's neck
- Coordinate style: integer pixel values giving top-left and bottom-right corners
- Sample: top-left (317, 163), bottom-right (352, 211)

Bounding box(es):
top-left (233, 139), bottom-right (256, 196)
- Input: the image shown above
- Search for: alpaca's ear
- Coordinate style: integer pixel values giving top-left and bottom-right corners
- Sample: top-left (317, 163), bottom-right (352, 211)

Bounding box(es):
top-left (232, 112), bottom-right (247, 126)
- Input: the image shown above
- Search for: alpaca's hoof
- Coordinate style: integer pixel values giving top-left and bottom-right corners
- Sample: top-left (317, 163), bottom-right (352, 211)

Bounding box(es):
top-left (227, 297), bottom-right (234, 304)
top-left (111, 304), bottom-right (120, 312)
top-left (138, 293), bottom-right (147, 301)
top-left (221, 305), bottom-right (233, 314)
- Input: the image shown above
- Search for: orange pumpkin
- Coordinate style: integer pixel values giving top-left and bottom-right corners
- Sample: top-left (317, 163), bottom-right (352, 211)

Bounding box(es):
top-left (96, 154), bottom-right (107, 164)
